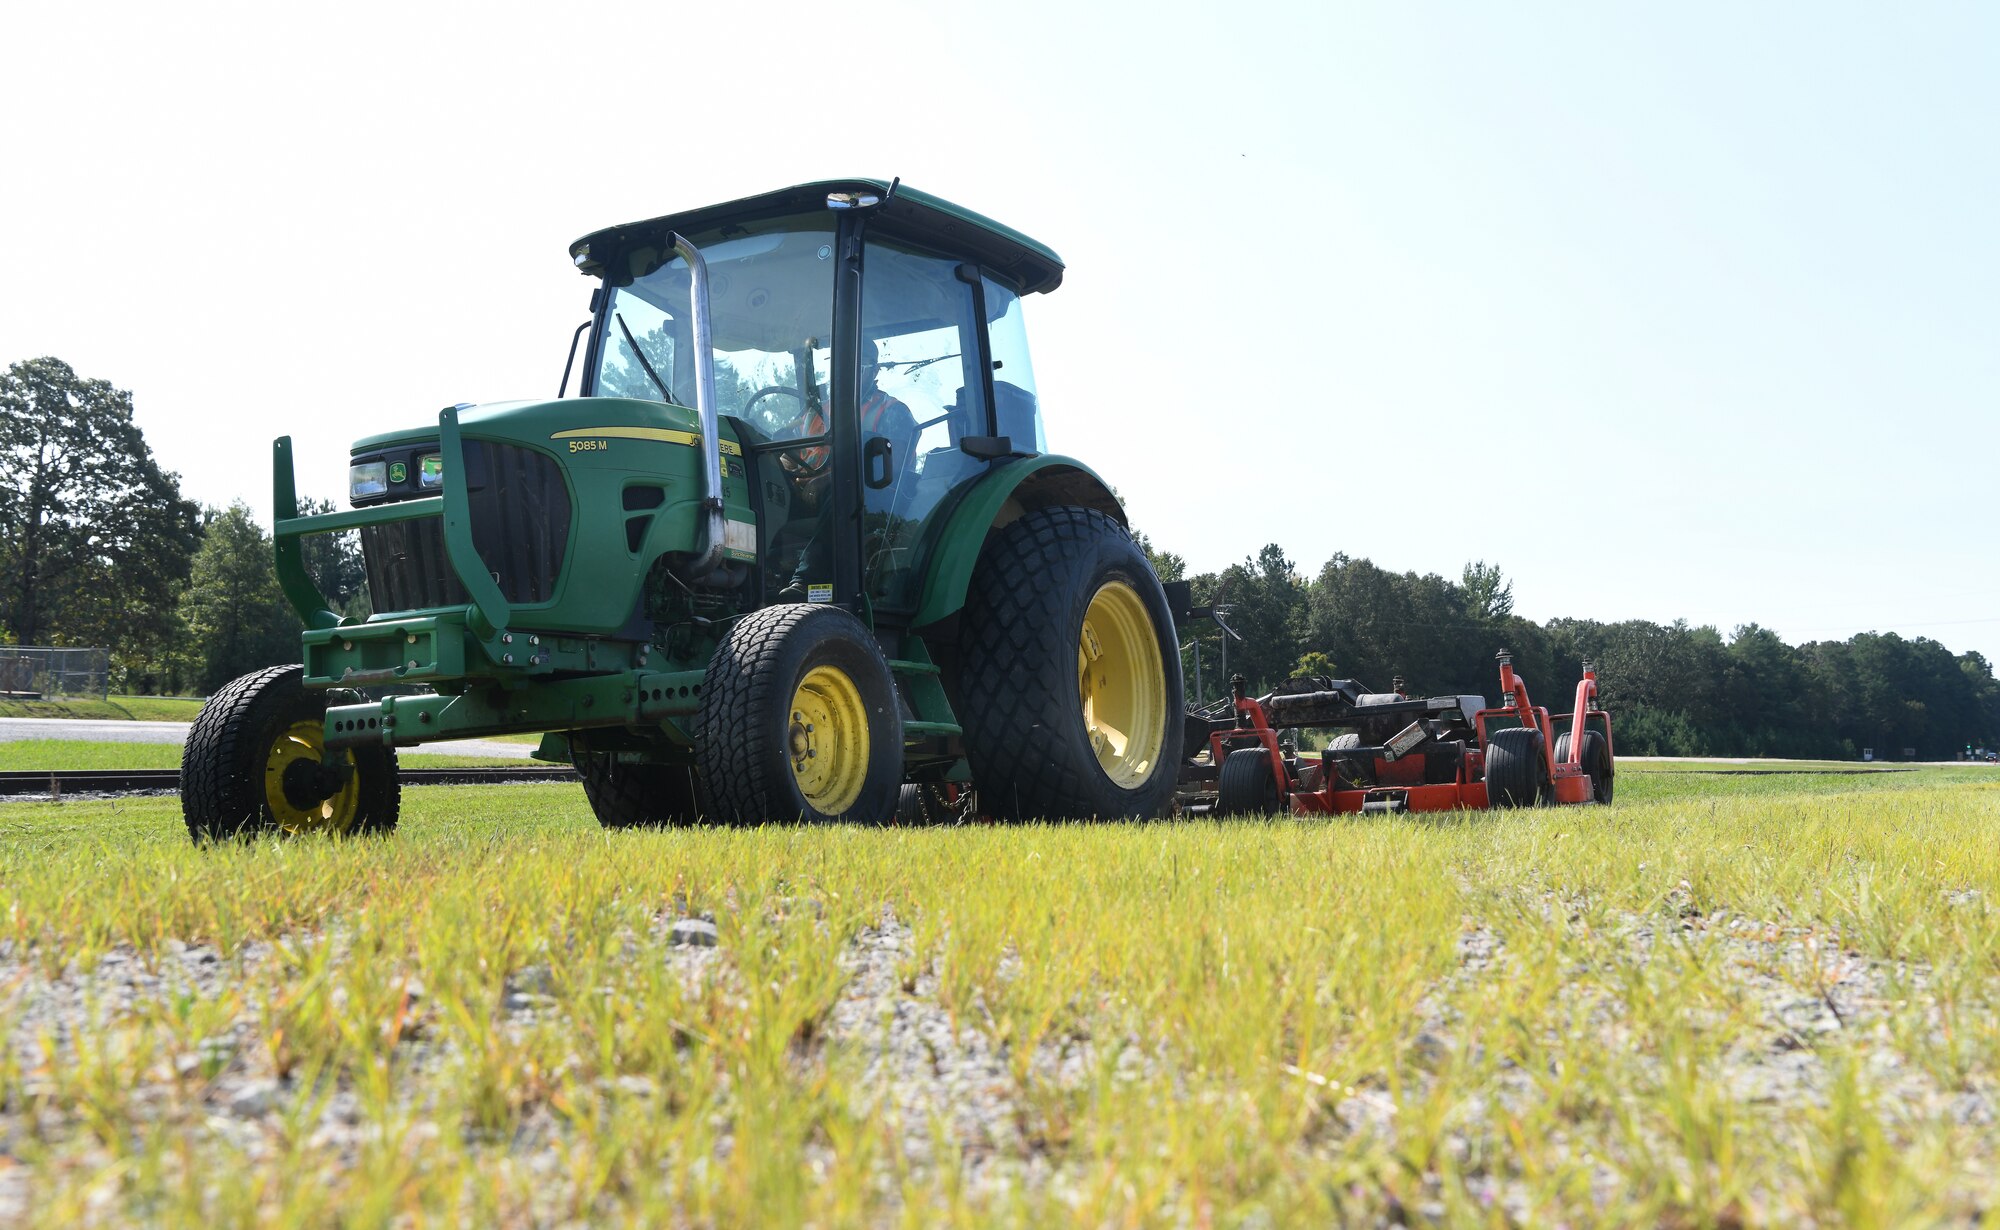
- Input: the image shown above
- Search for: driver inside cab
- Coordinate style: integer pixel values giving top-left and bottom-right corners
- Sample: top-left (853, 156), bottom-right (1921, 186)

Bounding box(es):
top-left (776, 340), bottom-right (916, 600)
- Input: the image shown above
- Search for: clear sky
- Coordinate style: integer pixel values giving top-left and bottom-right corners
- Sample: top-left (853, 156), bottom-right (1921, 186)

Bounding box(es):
top-left (3, 2), bottom-right (1995, 665)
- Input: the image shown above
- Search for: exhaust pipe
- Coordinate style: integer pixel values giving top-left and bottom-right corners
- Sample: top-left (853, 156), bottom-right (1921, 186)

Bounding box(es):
top-left (670, 232), bottom-right (725, 579)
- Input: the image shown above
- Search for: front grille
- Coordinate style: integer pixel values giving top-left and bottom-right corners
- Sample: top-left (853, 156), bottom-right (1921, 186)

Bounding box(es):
top-left (360, 441), bottom-right (571, 613)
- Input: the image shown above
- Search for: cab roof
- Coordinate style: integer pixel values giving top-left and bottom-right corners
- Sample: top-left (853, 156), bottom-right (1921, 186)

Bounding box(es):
top-left (569, 179), bottom-right (1065, 295)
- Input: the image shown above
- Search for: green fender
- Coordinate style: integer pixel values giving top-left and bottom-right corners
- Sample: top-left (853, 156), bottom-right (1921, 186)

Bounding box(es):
top-left (909, 454), bottom-right (1126, 628)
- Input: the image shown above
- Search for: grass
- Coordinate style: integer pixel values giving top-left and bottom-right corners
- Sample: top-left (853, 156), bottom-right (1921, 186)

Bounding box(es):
top-left (1, 767), bottom-right (1997, 1225)
top-left (1624, 757), bottom-right (1941, 773)
top-left (0, 695), bottom-right (207, 721)
top-left (0, 740), bottom-right (533, 771)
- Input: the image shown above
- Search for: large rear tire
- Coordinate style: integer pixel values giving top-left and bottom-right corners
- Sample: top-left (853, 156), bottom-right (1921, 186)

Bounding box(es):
top-left (1555, 730), bottom-right (1615, 804)
top-left (1483, 726), bottom-right (1549, 809)
top-left (697, 604), bottom-right (904, 824)
top-left (574, 753), bottom-right (699, 828)
top-left (957, 507), bottom-right (1184, 821)
top-left (1217, 746), bottom-right (1282, 817)
top-left (181, 665), bottom-right (399, 843)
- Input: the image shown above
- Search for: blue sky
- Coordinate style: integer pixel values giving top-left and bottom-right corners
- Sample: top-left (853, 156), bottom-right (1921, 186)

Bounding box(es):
top-left (2, 2), bottom-right (1994, 666)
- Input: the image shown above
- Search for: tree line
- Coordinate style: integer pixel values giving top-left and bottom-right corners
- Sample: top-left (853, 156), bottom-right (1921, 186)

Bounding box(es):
top-left (6, 356), bottom-right (1995, 759)
top-left (1143, 536), bottom-right (2000, 761)
top-left (0, 357), bottom-right (360, 695)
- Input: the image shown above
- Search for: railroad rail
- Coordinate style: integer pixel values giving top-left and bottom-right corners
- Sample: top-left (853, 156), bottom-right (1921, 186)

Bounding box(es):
top-left (1, 766), bottom-right (579, 797)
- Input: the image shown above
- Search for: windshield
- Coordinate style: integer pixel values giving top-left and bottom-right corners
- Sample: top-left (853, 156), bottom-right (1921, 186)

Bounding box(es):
top-left (590, 213), bottom-right (836, 444)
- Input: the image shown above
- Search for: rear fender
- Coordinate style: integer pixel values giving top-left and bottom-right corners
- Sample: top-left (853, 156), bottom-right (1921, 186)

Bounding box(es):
top-left (910, 455), bottom-right (1124, 628)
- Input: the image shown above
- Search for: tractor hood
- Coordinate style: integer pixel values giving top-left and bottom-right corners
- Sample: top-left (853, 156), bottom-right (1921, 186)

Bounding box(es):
top-left (347, 398), bottom-right (701, 454)
top-left (334, 395), bottom-right (757, 636)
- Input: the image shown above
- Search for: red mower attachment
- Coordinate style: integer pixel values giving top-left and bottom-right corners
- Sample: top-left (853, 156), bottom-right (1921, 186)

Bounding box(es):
top-left (1178, 650), bottom-right (1614, 817)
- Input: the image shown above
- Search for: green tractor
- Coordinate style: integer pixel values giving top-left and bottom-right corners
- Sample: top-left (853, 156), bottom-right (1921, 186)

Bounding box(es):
top-left (181, 180), bottom-right (1186, 840)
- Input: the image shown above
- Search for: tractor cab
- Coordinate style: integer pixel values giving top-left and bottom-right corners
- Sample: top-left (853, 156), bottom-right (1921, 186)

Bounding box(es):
top-left (569, 180), bottom-right (1059, 622)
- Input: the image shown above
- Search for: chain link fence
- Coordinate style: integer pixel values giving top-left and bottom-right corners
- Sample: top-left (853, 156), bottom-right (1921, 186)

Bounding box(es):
top-left (0, 646), bottom-right (111, 701)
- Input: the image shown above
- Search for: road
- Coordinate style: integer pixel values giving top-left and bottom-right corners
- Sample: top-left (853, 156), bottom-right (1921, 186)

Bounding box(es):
top-left (0, 718), bottom-right (536, 760)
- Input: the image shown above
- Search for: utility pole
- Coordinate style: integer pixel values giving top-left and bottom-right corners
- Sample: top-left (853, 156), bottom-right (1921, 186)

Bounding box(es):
top-left (1211, 603), bottom-right (1242, 703)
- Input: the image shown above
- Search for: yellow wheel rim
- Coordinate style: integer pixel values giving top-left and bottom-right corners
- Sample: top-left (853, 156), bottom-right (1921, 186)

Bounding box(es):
top-left (263, 719), bottom-right (361, 835)
top-left (1078, 580), bottom-right (1167, 789)
top-left (789, 665), bottom-right (871, 815)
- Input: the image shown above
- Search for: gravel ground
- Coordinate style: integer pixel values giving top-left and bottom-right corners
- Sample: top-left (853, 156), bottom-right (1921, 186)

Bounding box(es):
top-left (2, 894), bottom-right (1991, 1223)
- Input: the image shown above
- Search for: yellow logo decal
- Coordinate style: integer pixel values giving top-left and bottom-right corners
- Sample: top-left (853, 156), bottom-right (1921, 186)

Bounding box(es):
top-left (551, 426), bottom-right (743, 455)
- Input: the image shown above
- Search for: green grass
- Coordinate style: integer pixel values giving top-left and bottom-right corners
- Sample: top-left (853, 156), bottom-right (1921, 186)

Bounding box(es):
top-left (2, 768), bottom-right (1998, 1224)
top-left (1623, 757), bottom-right (1935, 773)
top-left (0, 740), bottom-right (534, 771)
top-left (0, 694), bottom-right (206, 721)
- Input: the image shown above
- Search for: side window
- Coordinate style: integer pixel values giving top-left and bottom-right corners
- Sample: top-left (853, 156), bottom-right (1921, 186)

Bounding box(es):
top-left (982, 277), bottom-right (1045, 452)
top-left (860, 238), bottom-right (988, 612)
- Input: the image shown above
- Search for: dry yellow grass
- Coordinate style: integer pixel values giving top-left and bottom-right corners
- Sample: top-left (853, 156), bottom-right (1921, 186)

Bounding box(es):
top-left (1, 766), bottom-right (1996, 1226)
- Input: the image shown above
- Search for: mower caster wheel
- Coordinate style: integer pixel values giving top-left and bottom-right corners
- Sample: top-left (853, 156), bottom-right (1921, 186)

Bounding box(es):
top-left (1217, 746), bottom-right (1283, 817)
top-left (697, 604), bottom-right (904, 824)
top-left (1483, 726), bottom-right (1550, 808)
top-left (1555, 730), bottom-right (1615, 804)
top-left (181, 664), bottom-right (399, 843)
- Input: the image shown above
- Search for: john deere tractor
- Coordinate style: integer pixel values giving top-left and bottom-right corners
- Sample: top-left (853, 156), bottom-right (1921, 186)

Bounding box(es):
top-left (181, 180), bottom-right (1185, 840)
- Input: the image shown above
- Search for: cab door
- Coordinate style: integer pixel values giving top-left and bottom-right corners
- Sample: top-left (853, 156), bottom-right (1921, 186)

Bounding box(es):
top-left (854, 236), bottom-right (993, 619)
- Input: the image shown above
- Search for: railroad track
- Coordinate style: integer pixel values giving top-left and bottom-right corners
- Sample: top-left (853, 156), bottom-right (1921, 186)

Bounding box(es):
top-left (0, 766), bottom-right (579, 797)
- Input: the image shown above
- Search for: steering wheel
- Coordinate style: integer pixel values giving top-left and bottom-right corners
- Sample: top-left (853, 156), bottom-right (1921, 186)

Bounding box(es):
top-left (742, 385), bottom-right (831, 478)
top-left (743, 385), bottom-right (808, 436)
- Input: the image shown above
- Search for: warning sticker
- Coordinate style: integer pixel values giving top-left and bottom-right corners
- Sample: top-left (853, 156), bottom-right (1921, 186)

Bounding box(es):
top-left (1383, 720), bottom-right (1428, 761)
top-left (807, 583), bottom-right (833, 603)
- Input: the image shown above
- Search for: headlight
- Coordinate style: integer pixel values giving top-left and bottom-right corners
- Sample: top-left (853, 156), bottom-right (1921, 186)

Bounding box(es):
top-left (349, 462), bottom-right (387, 500)
top-left (418, 454), bottom-right (443, 488)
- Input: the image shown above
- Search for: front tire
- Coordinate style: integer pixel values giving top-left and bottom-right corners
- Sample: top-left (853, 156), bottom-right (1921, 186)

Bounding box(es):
top-left (958, 507), bottom-right (1183, 820)
top-left (697, 604), bottom-right (904, 824)
top-left (181, 665), bottom-right (399, 843)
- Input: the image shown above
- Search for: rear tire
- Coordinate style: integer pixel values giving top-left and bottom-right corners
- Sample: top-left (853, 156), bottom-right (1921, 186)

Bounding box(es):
top-left (574, 753), bottom-right (699, 828)
top-left (1555, 730), bottom-right (1615, 804)
top-left (957, 507), bottom-right (1183, 821)
top-left (1483, 726), bottom-right (1549, 808)
top-left (697, 604), bottom-right (903, 824)
top-left (181, 664), bottom-right (399, 843)
top-left (1217, 746), bottom-right (1282, 817)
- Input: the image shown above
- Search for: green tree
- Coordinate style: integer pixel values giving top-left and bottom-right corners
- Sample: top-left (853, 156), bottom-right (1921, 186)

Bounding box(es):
top-left (0, 357), bottom-right (200, 648)
top-left (178, 504), bottom-right (299, 693)
top-left (1460, 560), bottom-right (1514, 621)
top-left (297, 496), bottom-right (370, 618)
top-left (1131, 529), bottom-right (1186, 583)
top-left (1294, 650), bottom-right (1337, 677)
top-left (1202, 544), bottom-right (1305, 693)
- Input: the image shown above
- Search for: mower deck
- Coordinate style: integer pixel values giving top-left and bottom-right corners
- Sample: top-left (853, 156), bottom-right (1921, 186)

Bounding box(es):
top-left (1180, 651), bottom-right (1614, 817)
